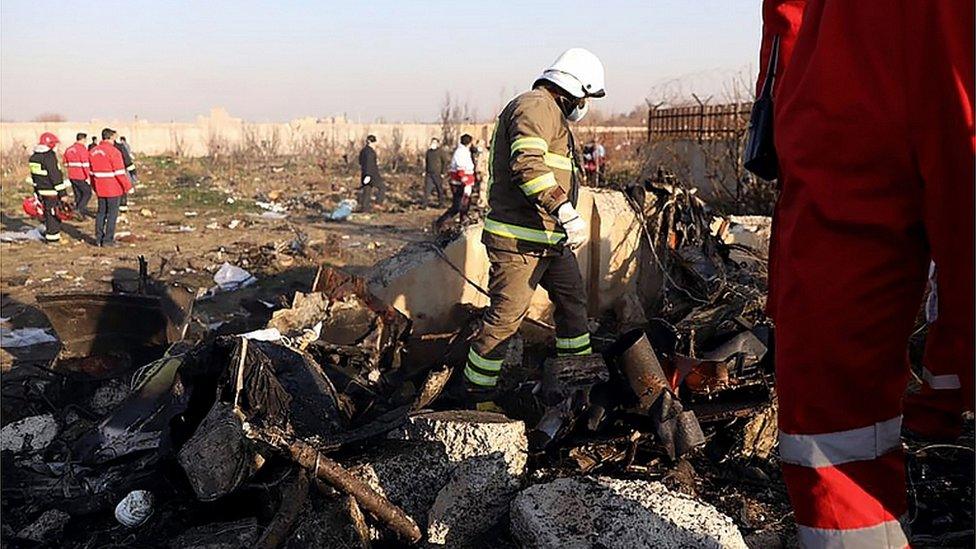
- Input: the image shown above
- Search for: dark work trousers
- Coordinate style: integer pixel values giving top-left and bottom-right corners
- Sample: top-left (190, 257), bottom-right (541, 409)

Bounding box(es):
top-left (95, 196), bottom-right (121, 245)
top-left (464, 247), bottom-right (591, 389)
top-left (41, 197), bottom-right (62, 243)
top-left (70, 179), bottom-right (93, 215)
top-left (422, 173), bottom-right (444, 208)
top-left (435, 184), bottom-right (471, 228)
top-left (358, 178), bottom-right (386, 212)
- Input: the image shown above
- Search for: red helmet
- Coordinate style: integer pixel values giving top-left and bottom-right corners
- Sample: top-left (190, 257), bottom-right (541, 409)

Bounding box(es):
top-left (38, 132), bottom-right (60, 149)
top-left (22, 196), bottom-right (43, 219)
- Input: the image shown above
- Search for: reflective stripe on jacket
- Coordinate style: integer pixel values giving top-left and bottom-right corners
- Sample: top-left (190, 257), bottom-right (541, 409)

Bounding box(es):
top-left (483, 88), bottom-right (580, 254)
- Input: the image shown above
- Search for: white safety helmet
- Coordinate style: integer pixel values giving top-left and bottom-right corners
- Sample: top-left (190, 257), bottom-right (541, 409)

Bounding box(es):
top-left (538, 48), bottom-right (606, 99)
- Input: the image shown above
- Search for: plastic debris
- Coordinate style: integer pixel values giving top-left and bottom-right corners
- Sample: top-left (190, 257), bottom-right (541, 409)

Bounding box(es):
top-left (328, 199), bottom-right (358, 221)
top-left (0, 227), bottom-right (44, 243)
top-left (212, 263), bottom-right (257, 292)
top-left (0, 326), bottom-right (58, 348)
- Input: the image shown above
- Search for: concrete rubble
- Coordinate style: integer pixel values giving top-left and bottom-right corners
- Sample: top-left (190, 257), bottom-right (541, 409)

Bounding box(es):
top-left (1, 413), bottom-right (58, 454)
top-left (511, 476), bottom-right (748, 549)
top-left (16, 509), bottom-right (71, 543)
top-left (389, 410), bottom-right (528, 546)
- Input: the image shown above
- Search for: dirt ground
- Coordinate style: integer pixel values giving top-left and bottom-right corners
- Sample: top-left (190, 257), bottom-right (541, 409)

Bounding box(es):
top-left (0, 154), bottom-right (463, 366)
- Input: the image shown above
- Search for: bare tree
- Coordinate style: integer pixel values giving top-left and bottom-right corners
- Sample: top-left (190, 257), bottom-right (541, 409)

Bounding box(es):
top-left (170, 128), bottom-right (187, 158)
top-left (32, 113), bottom-right (66, 122)
top-left (439, 93), bottom-right (475, 147)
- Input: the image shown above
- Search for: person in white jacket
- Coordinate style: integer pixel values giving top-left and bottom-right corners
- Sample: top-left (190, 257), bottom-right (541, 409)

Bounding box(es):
top-left (435, 133), bottom-right (476, 230)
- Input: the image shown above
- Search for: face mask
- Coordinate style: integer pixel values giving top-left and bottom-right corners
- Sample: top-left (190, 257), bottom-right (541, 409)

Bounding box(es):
top-left (567, 100), bottom-right (588, 122)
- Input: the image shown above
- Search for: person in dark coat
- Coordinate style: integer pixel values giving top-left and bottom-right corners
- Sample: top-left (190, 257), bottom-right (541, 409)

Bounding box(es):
top-left (357, 135), bottom-right (385, 212)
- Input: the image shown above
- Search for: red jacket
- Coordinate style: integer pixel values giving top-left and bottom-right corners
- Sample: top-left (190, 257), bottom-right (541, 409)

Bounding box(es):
top-left (89, 141), bottom-right (132, 197)
top-left (63, 142), bottom-right (91, 181)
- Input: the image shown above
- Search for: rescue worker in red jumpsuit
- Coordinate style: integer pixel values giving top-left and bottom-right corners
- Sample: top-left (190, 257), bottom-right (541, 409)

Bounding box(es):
top-left (63, 132), bottom-right (93, 217)
top-left (759, 1), bottom-right (974, 546)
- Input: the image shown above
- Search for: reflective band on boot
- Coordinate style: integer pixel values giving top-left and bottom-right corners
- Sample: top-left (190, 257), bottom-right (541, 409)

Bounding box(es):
top-left (44, 232), bottom-right (61, 241)
top-left (778, 415), bottom-right (902, 468)
top-left (798, 517), bottom-right (908, 548)
top-left (921, 367), bottom-right (961, 390)
top-left (464, 365), bottom-right (498, 387)
top-left (556, 333), bottom-right (592, 356)
top-left (465, 348), bottom-right (502, 387)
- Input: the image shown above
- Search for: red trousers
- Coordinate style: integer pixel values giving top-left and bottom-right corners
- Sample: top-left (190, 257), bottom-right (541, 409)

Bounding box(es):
top-left (766, 0), bottom-right (974, 546)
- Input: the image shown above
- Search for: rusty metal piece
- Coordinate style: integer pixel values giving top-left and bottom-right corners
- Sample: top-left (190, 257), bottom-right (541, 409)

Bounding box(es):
top-left (282, 436), bottom-right (422, 544)
top-left (608, 330), bottom-right (705, 460)
top-left (612, 329), bottom-right (671, 411)
top-left (36, 284), bottom-right (194, 359)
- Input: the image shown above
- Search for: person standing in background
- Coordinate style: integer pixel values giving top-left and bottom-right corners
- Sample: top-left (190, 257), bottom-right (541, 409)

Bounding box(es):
top-left (114, 136), bottom-right (137, 212)
top-left (357, 135), bottom-right (385, 212)
top-left (422, 137), bottom-right (446, 208)
top-left (435, 133), bottom-right (476, 230)
top-left (89, 128), bottom-right (132, 247)
top-left (63, 132), bottom-right (93, 217)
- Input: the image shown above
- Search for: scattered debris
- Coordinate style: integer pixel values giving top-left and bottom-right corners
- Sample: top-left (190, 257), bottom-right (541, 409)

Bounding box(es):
top-left (0, 226), bottom-right (44, 243)
top-left (328, 198), bottom-right (358, 221)
top-left (212, 262), bottom-right (257, 292)
top-left (0, 326), bottom-right (58, 348)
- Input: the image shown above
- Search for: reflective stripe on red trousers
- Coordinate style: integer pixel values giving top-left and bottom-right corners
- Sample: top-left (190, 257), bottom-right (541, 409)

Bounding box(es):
top-left (768, 0), bottom-right (974, 546)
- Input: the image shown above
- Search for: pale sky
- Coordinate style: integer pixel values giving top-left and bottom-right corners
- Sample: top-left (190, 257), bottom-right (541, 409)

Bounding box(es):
top-left (0, 1), bottom-right (762, 123)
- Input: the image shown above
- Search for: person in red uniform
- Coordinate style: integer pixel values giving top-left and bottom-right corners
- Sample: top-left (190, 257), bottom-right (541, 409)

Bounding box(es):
top-left (63, 132), bottom-right (93, 217)
top-left (89, 128), bottom-right (132, 247)
top-left (758, 1), bottom-right (974, 547)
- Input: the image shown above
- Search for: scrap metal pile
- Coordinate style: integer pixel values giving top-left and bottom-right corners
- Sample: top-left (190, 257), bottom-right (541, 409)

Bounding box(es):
top-left (1, 180), bottom-right (968, 548)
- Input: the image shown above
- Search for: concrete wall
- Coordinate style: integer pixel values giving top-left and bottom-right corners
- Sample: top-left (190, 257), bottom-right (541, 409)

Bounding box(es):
top-left (0, 108), bottom-right (645, 157)
top-left (368, 187), bottom-right (652, 335)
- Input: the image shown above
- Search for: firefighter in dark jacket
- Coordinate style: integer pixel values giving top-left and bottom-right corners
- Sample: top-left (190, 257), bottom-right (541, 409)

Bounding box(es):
top-left (357, 135), bottom-right (385, 212)
top-left (463, 48), bottom-right (606, 399)
top-left (29, 132), bottom-right (71, 243)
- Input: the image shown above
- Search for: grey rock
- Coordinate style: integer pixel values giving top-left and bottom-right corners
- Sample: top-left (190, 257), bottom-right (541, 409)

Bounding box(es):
top-left (17, 509), bottom-right (70, 543)
top-left (348, 439), bottom-right (452, 526)
top-left (88, 381), bottom-right (130, 415)
top-left (390, 410), bottom-right (527, 477)
top-left (427, 455), bottom-right (519, 547)
top-left (511, 476), bottom-right (748, 549)
top-left (389, 410), bottom-right (528, 547)
top-left (1, 414), bottom-right (58, 454)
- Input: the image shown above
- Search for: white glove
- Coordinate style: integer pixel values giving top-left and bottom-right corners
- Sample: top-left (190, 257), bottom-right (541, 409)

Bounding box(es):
top-left (362, 175), bottom-right (371, 186)
top-left (462, 185), bottom-right (473, 196)
top-left (557, 202), bottom-right (587, 249)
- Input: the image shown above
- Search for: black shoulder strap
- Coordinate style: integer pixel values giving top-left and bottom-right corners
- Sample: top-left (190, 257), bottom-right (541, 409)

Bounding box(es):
top-left (759, 35), bottom-right (782, 99)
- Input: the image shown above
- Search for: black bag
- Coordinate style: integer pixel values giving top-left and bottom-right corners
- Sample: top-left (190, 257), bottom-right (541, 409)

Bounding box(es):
top-left (744, 35), bottom-right (781, 181)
